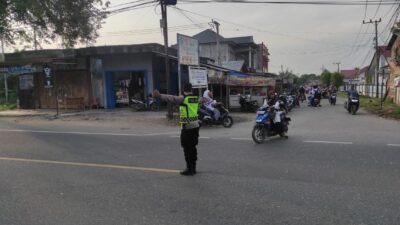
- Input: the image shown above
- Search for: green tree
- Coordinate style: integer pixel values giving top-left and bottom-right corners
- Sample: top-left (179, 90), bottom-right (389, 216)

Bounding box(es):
top-left (331, 72), bottom-right (344, 88)
top-left (320, 70), bottom-right (332, 87)
top-left (0, 0), bottom-right (109, 48)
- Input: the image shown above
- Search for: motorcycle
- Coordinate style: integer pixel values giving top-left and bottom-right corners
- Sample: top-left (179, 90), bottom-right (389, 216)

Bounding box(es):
top-left (329, 93), bottom-right (337, 105)
top-left (198, 103), bottom-right (233, 128)
top-left (130, 96), bottom-right (159, 111)
top-left (285, 95), bottom-right (295, 111)
top-left (251, 103), bottom-right (291, 144)
top-left (344, 96), bottom-right (359, 115)
top-left (239, 95), bottom-right (259, 112)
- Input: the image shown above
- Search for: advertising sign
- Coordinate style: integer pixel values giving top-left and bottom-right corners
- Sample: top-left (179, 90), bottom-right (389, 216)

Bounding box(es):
top-left (177, 34), bottom-right (199, 66)
top-left (189, 66), bottom-right (208, 88)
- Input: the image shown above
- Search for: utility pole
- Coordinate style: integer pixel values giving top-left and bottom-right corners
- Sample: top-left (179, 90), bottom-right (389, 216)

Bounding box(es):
top-left (1, 37), bottom-right (7, 103)
top-left (363, 18), bottom-right (381, 98)
top-left (160, 0), bottom-right (172, 119)
top-left (333, 62), bottom-right (341, 73)
top-left (212, 20), bottom-right (220, 65)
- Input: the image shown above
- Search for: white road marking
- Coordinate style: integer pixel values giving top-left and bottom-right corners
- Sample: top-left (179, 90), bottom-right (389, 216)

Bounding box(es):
top-left (0, 156), bottom-right (179, 173)
top-left (231, 138), bottom-right (253, 141)
top-left (387, 144), bottom-right (400, 147)
top-left (0, 129), bottom-right (178, 137)
top-left (304, 140), bottom-right (353, 145)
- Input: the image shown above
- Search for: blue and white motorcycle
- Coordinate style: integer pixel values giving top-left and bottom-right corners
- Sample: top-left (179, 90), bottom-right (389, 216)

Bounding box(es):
top-left (251, 101), bottom-right (291, 144)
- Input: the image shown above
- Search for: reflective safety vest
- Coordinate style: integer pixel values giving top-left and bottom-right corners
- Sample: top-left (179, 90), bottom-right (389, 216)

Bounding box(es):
top-left (179, 96), bottom-right (199, 124)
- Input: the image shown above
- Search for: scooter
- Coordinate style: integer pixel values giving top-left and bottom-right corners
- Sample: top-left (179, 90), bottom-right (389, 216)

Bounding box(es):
top-left (344, 96), bottom-right (359, 115)
top-left (239, 95), bottom-right (259, 112)
top-left (329, 93), bottom-right (337, 105)
top-left (251, 102), bottom-right (291, 144)
top-left (130, 96), bottom-right (159, 111)
top-left (198, 103), bottom-right (233, 128)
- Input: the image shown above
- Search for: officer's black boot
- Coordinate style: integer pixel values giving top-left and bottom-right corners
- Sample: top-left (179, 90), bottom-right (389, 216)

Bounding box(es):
top-left (180, 163), bottom-right (194, 176)
top-left (192, 162), bottom-right (196, 174)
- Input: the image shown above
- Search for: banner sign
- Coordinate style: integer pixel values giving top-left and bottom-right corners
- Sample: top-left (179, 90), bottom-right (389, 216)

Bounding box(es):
top-left (189, 66), bottom-right (208, 88)
top-left (227, 72), bottom-right (275, 87)
top-left (178, 34), bottom-right (199, 66)
top-left (0, 66), bottom-right (37, 75)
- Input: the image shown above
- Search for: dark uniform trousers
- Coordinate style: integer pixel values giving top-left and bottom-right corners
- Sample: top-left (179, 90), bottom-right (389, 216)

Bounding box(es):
top-left (180, 127), bottom-right (200, 171)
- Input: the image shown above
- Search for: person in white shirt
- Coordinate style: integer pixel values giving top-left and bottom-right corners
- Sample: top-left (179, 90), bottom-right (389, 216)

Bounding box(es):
top-left (203, 90), bottom-right (220, 121)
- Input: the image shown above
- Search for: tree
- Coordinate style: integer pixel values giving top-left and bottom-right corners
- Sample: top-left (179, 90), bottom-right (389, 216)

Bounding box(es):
top-left (331, 72), bottom-right (344, 88)
top-left (0, 0), bottom-right (109, 48)
top-left (320, 70), bottom-right (332, 87)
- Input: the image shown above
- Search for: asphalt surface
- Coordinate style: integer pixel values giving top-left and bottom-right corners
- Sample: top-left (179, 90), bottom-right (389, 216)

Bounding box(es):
top-left (0, 98), bottom-right (400, 225)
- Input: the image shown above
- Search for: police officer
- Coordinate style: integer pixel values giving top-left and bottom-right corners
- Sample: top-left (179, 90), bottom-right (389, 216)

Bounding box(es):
top-left (153, 83), bottom-right (200, 176)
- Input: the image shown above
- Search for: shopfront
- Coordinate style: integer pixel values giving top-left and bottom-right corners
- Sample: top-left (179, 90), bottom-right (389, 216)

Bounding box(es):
top-left (226, 72), bottom-right (275, 108)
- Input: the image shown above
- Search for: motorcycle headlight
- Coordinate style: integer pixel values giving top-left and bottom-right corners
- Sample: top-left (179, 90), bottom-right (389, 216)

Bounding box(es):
top-left (351, 99), bottom-right (359, 102)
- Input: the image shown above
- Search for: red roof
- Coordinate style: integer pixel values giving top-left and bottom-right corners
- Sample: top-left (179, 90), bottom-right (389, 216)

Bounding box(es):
top-left (341, 69), bottom-right (358, 79)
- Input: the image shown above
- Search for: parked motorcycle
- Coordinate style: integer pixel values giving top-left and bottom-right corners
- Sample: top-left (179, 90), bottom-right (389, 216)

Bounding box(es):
top-left (198, 103), bottom-right (233, 128)
top-left (130, 96), bottom-right (159, 111)
top-left (329, 93), bottom-right (337, 105)
top-left (344, 95), bottom-right (359, 115)
top-left (239, 95), bottom-right (259, 112)
top-left (285, 95), bottom-right (295, 111)
top-left (251, 104), bottom-right (291, 144)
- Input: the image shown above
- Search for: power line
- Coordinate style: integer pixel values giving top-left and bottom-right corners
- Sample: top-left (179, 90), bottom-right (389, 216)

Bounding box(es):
top-left (178, 0), bottom-right (399, 5)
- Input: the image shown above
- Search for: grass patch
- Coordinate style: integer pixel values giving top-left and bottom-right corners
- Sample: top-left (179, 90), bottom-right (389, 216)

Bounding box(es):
top-left (336, 92), bottom-right (400, 119)
top-left (359, 96), bottom-right (400, 119)
top-left (0, 103), bottom-right (17, 111)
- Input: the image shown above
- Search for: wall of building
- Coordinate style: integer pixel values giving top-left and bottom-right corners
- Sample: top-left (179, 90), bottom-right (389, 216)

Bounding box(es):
top-left (199, 43), bottom-right (235, 63)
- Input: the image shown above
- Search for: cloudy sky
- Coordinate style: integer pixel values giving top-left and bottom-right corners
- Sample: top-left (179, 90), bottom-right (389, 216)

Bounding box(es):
top-left (13, 0), bottom-right (400, 75)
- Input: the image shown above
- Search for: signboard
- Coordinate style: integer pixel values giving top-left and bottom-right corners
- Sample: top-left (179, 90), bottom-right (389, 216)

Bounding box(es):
top-left (189, 66), bottom-right (208, 88)
top-left (0, 66), bottom-right (38, 75)
top-left (43, 64), bottom-right (53, 88)
top-left (227, 72), bottom-right (275, 87)
top-left (177, 34), bottom-right (199, 66)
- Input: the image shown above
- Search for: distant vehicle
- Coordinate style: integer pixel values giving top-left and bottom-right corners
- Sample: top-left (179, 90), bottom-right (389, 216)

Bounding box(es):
top-left (329, 93), bottom-right (337, 105)
top-left (239, 95), bottom-right (259, 112)
top-left (344, 92), bottom-right (359, 115)
top-left (130, 95), bottom-right (159, 111)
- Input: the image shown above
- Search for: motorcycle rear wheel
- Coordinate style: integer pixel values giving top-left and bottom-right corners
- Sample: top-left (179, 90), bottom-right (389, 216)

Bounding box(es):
top-left (252, 125), bottom-right (265, 144)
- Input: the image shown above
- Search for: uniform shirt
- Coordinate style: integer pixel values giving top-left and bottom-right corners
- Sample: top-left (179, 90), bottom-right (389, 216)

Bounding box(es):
top-left (160, 92), bottom-right (206, 129)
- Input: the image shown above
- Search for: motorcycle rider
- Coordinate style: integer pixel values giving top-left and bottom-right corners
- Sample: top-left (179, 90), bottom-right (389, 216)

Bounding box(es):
top-left (203, 89), bottom-right (220, 121)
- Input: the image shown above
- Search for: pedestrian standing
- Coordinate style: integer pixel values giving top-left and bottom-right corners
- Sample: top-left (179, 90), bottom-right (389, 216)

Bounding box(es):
top-left (153, 83), bottom-right (200, 176)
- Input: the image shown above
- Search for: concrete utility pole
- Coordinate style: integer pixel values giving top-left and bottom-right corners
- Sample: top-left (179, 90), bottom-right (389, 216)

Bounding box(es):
top-left (333, 62), bottom-right (341, 73)
top-left (212, 20), bottom-right (220, 65)
top-left (363, 18), bottom-right (381, 98)
top-left (160, 0), bottom-right (172, 119)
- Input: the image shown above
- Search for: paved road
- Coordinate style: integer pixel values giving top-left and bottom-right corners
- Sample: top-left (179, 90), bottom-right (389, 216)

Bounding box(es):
top-left (0, 98), bottom-right (400, 225)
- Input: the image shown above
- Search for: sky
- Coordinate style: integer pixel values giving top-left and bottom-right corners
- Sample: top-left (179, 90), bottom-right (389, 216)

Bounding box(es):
top-left (7, 0), bottom-right (399, 75)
